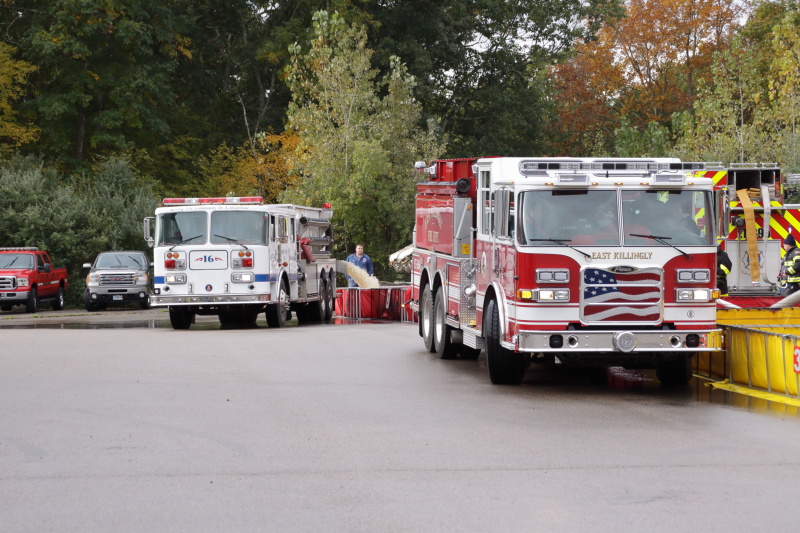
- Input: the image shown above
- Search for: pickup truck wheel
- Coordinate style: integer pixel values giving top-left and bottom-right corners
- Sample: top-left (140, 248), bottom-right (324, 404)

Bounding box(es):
top-left (656, 353), bottom-right (693, 387)
top-left (25, 286), bottom-right (38, 313)
top-left (0, 305), bottom-right (11, 311)
top-left (84, 291), bottom-right (98, 312)
top-left (265, 279), bottom-right (289, 328)
top-left (140, 295), bottom-right (151, 310)
top-left (52, 287), bottom-right (65, 310)
top-left (433, 289), bottom-right (458, 359)
top-left (420, 285), bottom-right (436, 353)
top-left (484, 298), bottom-right (527, 385)
top-left (168, 306), bottom-right (193, 330)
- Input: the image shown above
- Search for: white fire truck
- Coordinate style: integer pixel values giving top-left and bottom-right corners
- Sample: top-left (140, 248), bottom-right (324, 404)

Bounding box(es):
top-left (143, 197), bottom-right (336, 330)
top-left (410, 157), bottom-right (723, 386)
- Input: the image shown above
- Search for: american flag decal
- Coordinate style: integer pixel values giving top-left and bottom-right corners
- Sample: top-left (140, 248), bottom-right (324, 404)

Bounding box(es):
top-left (582, 267), bottom-right (662, 323)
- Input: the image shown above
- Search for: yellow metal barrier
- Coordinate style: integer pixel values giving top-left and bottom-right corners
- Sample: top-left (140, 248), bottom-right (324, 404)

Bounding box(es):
top-left (701, 308), bottom-right (800, 404)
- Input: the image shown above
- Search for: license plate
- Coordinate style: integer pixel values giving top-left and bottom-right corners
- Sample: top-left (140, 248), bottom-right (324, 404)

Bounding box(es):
top-left (113, 295), bottom-right (123, 301)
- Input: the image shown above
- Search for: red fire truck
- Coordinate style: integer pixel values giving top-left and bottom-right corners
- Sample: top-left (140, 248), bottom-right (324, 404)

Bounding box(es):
top-left (410, 157), bottom-right (723, 386)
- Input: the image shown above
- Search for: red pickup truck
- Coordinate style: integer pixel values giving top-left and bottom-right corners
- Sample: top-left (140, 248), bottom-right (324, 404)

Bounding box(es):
top-left (0, 248), bottom-right (68, 313)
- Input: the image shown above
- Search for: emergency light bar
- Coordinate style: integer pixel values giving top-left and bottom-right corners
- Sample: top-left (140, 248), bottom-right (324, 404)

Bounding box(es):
top-left (520, 160), bottom-right (708, 176)
top-left (555, 173), bottom-right (590, 186)
top-left (652, 173), bottom-right (687, 186)
top-left (161, 197), bottom-right (264, 205)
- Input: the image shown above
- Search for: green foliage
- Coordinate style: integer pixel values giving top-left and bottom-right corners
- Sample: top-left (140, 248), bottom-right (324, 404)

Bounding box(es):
top-left (0, 42), bottom-right (38, 155)
top-left (614, 119), bottom-right (671, 157)
top-left (0, 155), bottom-right (158, 305)
top-left (283, 11), bottom-right (443, 279)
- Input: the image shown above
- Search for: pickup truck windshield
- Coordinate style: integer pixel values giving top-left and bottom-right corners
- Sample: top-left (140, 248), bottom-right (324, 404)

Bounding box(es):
top-left (157, 212), bottom-right (208, 245)
top-left (210, 211), bottom-right (268, 245)
top-left (95, 253), bottom-right (147, 269)
top-left (0, 254), bottom-right (35, 269)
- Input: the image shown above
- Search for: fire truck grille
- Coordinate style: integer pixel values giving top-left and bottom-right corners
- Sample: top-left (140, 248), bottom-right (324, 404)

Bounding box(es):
top-left (580, 266), bottom-right (663, 324)
top-left (99, 273), bottom-right (136, 285)
top-left (0, 276), bottom-right (16, 290)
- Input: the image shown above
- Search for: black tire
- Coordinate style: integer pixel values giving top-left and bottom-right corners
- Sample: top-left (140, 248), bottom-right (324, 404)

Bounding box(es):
top-left (84, 291), bottom-right (98, 312)
top-left (168, 306), bottom-right (194, 330)
top-left (266, 279), bottom-right (289, 328)
top-left (323, 274), bottom-right (335, 321)
top-left (420, 285), bottom-right (436, 353)
top-left (52, 286), bottom-right (65, 310)
top-left (433, 289), bottom-right (458, 359)
top-left (25, 286), bottom-right (38, 313)
top-left (484, 298), bottom-right (528, 385)
top-left (0, 305), bottom-right (11, 311)
top-left (656, 353), bottom-right (693, 387)
top-left (140, 294), bottom-right (151, 310)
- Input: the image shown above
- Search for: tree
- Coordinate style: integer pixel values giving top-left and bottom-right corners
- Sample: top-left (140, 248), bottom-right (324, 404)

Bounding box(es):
top-left (283, 11), bottom-right (443, 278)
top-left (361, 0), bottom-right (624, 157)
top-left (547, 0), bottom-right (743, 156)
top-left (0, 155), bottom-right (157, 305)
top-left (199, 131), bottom-right (300, 202)
top-left (0, 42), bottom-right (38, 156)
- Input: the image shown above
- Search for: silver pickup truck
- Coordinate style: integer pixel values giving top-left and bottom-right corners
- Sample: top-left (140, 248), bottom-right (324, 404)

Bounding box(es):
top-left (83, 251), bottom-right (153, 311)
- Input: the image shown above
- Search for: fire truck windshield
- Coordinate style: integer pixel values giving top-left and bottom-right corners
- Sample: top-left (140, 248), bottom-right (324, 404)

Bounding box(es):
top-left (622, 189), bottom-right (713, 246)
top-left (210, 211), bottom-right (267, 245)
top-left (518, 190), bottom-right (619, 246)
top-left (157, 212), bottom-right (208, 245)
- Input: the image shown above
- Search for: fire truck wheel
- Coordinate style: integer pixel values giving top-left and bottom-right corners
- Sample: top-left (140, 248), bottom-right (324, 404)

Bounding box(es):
top-left (433, 289), bottom-right (458, 359)
top-left (420, 285), bottom-right (436, 353)
top-left (266, 280), bottom-right (289, 328)
top-left (218, 312), bottom-right (235, 325)
top-left (25, 286), bottom-right (38, 313)
top-left (324, 274), bottom-right (335, 321)
top-left (656, 353), bottom-right (693, 387)
top-left (169, 306), bottom-right (193, 330)
top-left (484, 298), bottom-right (527, 385)
top-left (52, 287), bottom-right (65, 310)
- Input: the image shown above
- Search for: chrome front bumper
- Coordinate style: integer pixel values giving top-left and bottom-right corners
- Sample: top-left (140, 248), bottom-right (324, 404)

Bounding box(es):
top-left (512, 329), bottom-right (723, 353)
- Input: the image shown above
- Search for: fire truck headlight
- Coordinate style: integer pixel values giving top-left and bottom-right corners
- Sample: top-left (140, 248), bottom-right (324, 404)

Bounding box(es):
top-left (232, 272), bottom-right (254, 283)
top-left (537, 269), bottom-right (570, 283)
top-left (165, 274), bottom-right (187, 284)
top-left (533, 289), bottom-right (570, 301)
top-left (676, 288), bottom-right (712, 301)
top-left (677, 269), bottom-right (711, 283)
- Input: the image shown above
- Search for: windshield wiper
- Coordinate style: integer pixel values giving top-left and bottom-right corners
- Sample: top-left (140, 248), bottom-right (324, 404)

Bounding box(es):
top-left (213, 234), bottom-right (249, 250)
top-left (168, 235), bottom-right (203, 251)
top-left (629, 233), bottom-right (689, 258)
top-left (127, 255), bottom-right (143, 267)
top-left (528, 238), bottom-right (591, 259)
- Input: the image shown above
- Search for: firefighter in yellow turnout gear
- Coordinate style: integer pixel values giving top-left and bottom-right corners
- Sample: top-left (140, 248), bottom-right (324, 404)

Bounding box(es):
top-left (717, 244), bottom-right (732, 297)
top-left (782, 234), bottom-right (800, 296)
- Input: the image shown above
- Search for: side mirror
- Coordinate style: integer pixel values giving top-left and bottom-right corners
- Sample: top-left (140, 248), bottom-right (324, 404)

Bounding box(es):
top-left (143, 216), bottom-right (155, 248)
top-left (43, 263), bottom-right (52, 273)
